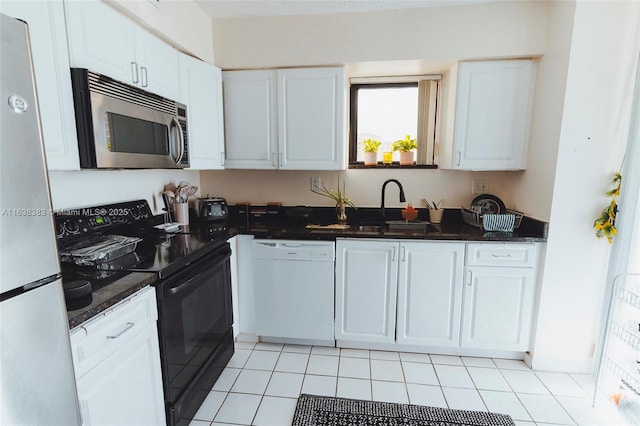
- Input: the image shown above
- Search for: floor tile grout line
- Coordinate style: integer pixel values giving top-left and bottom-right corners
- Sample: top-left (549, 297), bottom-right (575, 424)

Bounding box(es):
top-left (209, 344), bottom-right (608, 426)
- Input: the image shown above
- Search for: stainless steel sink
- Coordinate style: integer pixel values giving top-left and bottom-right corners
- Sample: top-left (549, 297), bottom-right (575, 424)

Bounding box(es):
top-left (355, 225), bottom-right (383, 232)
top-left (385, 220), bottom-right (431, 232)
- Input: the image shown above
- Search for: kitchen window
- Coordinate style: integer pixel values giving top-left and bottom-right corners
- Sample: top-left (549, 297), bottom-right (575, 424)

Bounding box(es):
top-left (349, 76), bottom-right (441, 168)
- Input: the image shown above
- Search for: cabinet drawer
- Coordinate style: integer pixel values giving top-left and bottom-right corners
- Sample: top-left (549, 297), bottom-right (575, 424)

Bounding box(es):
top-left (70, 286), bottom-right (158, 379)
top-left (466, 243), bottom-right (538, 267)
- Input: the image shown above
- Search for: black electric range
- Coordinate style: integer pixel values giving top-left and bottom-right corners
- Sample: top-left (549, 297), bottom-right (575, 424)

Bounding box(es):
top-left (56, 201), bottom-right (229, 284)
top-left (55, 200), bottom-right (234, 426)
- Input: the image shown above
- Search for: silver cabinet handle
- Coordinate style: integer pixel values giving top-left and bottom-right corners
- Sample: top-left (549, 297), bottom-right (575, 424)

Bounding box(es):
top-left (220, 152), bottom-right (225, 167)
top-left (491, 253), bottom-right (512, 258)
top-left (466, 271), bottom-right (473, 286)
top-left (401, 246), bottom-right (406, 262)
top-left (107, 322), bottom-right (134, 339)
top-left (280, 152), bottom-right (284, 168)
top-left (131, 62), bottom-right (139, 84)
top-left (391, 246), bottom-right (396, 262)
top-left (141, 66), bottom-right (148, 87)
top-left (456, 151), bottom-right (461, 166)
top-left (271, 152), bottom-right (277, 168)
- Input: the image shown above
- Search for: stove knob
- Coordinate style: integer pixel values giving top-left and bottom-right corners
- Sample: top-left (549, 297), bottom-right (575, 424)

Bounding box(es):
top-left (56, 223), bottom-right (66, 238)
top-left (63, 219), bottom-right (80, 234)
top-left (130, 208), bottom-right (140, 220)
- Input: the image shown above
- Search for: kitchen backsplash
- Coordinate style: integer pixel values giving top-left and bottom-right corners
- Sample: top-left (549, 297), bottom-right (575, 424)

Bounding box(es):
top-left (48, 169), bottom-right (200, 214)
top-left (199, 169), bottom-right (516, 211)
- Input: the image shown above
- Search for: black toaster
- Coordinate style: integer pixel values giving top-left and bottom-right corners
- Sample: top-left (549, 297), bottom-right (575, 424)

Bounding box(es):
top-left (198, 197), bottom-right (228, 221)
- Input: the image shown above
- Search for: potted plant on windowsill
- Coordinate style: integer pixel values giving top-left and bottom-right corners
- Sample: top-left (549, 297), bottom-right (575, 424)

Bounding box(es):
top-left (392, 134), bottom-right (417, 165)
top-left (362, 139), bottom-right (381, 166)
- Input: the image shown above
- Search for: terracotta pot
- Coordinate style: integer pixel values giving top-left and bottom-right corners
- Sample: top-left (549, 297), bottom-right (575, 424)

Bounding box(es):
top-left (363, 151), bottom-right (378, 166)
top-left (399, 151), bottom-right (414, 166)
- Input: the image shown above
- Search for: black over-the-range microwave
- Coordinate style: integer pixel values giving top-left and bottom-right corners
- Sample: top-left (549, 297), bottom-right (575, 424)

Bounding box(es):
top-left (70, 68), bottom-right (189, 169)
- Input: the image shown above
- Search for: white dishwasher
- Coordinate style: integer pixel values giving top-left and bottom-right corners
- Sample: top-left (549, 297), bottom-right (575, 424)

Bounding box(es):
top-left (253, 239), bottom-right (335, 345)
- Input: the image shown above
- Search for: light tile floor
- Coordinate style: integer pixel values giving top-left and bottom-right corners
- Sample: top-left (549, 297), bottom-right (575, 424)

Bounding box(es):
top-left (189, 342), bottom-right (627, 426)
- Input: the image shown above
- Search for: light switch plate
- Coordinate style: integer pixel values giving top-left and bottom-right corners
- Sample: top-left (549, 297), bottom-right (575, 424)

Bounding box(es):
top-left (311, 176), bottom-right (321, 192)
top-left (472, 178), bottom-right (489, 194)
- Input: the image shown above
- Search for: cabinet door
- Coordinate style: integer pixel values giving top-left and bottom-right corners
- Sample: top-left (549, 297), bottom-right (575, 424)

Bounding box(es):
top-left (461, 266), bottom-right (535, 351)
top-left (65, 0), bottom-right (136, 85)
top-left (277, 67), bottom-right (346, 170)
top-left (179, 54), bottom-right (224, 170)
top-left (452, 60), bottom-right (534, 170)
top-left (397, 242), bottom-right (465, 347)
top-left (1, 0), bottom-right (80, 170)
top-left (222, 70), bottom-right (278, 169)
top-left (335, 240), bottom-right (398, 344)
top-left (134, 27), bottom-right (179, 100)
top-left (76, 324), bottom-right (165, 426)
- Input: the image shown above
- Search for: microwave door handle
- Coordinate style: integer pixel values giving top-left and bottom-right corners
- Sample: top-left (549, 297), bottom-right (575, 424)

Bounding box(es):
top-left (170, 117), bottom-right (185, 165)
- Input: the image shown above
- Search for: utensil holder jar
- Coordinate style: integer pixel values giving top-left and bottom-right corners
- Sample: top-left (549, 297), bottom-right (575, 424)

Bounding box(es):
top-left (173, 202), bottom-right (189, 225)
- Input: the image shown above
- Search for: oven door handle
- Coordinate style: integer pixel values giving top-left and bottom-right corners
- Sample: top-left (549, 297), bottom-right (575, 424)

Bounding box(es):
top-left (166, 252), bottom-right (230, 296)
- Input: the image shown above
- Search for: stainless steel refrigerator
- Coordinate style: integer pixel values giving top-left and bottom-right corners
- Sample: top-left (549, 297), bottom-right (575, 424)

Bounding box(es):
top-left (0, 13), bottom-right (81, 425)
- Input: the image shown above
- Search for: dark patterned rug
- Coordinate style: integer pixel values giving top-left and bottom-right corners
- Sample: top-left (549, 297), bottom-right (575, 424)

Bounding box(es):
top-left (291, 394), bottom-right (515, 426)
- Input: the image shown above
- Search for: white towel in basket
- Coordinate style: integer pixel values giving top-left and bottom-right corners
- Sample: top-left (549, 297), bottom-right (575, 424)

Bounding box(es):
top-left (483, 214), bottom-right (516, 232)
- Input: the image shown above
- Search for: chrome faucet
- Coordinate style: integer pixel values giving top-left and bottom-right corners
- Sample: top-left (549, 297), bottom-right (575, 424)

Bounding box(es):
top-left (380, 179), bottom-right (406, 219)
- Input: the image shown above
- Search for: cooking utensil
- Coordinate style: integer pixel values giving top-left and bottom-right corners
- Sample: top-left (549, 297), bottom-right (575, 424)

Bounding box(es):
top-left (422, 198), bottom-right (432, 209)
top-left (186, 186), bottom-right (198, 199)
top-left (163, 190), bottom-right (175, 208)
top-left (164, 182), bottom-right (177, 193)
top-left (179, 185), bottom-right (191, 203)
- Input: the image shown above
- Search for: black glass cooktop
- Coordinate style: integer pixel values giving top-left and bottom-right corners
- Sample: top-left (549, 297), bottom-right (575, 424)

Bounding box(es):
top-left (56, 200), bottom-right (230, 290)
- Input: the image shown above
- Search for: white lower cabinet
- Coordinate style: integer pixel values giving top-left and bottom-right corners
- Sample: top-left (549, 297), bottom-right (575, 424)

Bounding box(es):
top-left (335, 239), bottom-right (539, 355)
top-left (70, 286), bottom-right (165, 426)
top-left (335, 240), bottom-right (398, 344)
top-left (335, 239), bottom-right (465, 348)
top-left (461, 266), bottom-right (535, 351)
top-left (461, 243), bottom-right (539, 352)
top-left (396, 242), bottom-right (465, 347)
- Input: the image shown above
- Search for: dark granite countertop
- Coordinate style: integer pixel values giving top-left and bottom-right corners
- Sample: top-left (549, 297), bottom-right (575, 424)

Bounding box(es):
top-left (67, 272), bottom-right (157, 330)
top-left (230, 207), bottom-right (548, 243)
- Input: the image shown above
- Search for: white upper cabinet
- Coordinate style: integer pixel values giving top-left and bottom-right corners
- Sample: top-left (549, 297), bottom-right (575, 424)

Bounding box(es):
top-left (440, 60), bottom-right (536, 170)
top-left (134, 29), bottom-right (179, 101)
top-left (65, 0), bottom-right (179, 100)
top-left (222, 70), bottom-right (278, 169)
top-left (277, 67), bottom-right (345, 170)
top-left (0, 0), bottom-right (80, 170)
top-left (223, 67), bottom-right (346, 170)
top-left (178, 53), bottom-right (225, 170)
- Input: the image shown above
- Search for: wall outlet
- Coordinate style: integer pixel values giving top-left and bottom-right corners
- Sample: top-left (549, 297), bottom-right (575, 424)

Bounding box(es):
top-left (310, 176), bottom-right (322, 192)
top-left (472, 178), bottom-right (489, 195)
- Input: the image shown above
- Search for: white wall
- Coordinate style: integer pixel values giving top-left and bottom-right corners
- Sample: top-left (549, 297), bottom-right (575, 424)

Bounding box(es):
top-left (49, 170), bottom-right (200, 214)
top-left (204, 1), bottom-right (550, 212)
top-left (509, 1), bottom-right (575, 220)
top-left (212, 1), bottom-right (548, 70)
top-left (529, 0), bottom-right (640, 373)
top-left (106, 0), bottom-right (214, 63)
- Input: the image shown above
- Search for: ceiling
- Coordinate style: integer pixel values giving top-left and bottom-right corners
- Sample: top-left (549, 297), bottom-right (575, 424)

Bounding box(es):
top-left (196, 0), bottom-right (492, 19)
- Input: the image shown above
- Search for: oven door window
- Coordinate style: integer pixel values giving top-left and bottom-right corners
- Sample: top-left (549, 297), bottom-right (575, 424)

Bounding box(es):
top-left (106, 112), bottom-right (169, 155)
top-left (158, 246), bottom-right (232, 400)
